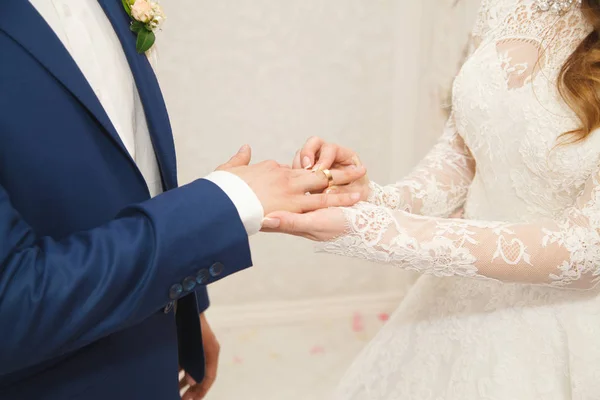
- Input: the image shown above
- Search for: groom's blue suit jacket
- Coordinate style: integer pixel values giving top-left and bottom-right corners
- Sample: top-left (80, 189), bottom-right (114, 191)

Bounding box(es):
top-left (0, 0), bottom-right (252, 398)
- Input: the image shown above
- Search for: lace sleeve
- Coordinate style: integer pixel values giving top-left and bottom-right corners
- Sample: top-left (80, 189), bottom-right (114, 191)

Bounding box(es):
top-left (321, 163), bottom-right (600, 290)
top-left (368, 113), bottom-right (475, 217)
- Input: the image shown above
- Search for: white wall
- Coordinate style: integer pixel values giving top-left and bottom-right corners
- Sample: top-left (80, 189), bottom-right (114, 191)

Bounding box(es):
top-left (157, 0), bottom-right (480, 318)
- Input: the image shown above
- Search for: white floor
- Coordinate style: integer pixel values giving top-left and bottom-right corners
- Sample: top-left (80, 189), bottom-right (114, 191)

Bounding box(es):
top-left (205, 309), bottom-right (392, 400)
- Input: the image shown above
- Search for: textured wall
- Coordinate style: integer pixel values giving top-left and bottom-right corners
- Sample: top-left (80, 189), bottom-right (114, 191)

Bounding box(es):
top-left (416, 0), bottom-right (482, 155)
top-left (157, 0), bottom-right (479, 307)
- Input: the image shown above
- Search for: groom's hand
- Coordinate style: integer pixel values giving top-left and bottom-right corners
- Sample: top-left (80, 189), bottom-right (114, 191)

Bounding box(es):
top-left (179, 314), bottom-right (220, 400)
top-left (217, 145), bottom-right (366, 215)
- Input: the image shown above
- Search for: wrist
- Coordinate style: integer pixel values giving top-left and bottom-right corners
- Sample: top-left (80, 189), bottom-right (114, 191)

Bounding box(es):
top-left (203, 171), bottom-right (264, 235)
top-left (362, 179), bottom-right (375, 202)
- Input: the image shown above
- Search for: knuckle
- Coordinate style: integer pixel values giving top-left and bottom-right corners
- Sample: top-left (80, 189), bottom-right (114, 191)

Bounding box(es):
top-left (322, 142), bottom-right (335, 151)
top-left (305, 137), bottom-right (324, 151)
top-left (319, 194), bottom-right (329, 208)
top-left (329, 193), bottom-right (343, 206)
top-left (267, 160), bottom-right (279, 169)
top-left (350, 172), bottom-right (363, 183)
top-left (288, 216), bottom-right (297, 232)
top-left (261, 159), bottom-right (279, 169)
top-left (337, 170), bottom-right (349, 180)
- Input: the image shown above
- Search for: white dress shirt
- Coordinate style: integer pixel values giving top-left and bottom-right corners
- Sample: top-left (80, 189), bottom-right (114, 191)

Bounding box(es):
top-left (29, 0), bottom-right (264, 235)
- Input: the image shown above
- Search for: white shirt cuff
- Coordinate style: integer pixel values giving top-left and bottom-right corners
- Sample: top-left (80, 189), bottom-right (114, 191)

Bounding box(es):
top-left (203, 171), bottom-right (264, 236)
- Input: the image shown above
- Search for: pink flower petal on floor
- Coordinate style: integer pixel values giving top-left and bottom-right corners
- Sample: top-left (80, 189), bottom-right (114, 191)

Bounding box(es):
top-left (352, 312), bottom-right (364, 332)
top-left (310, 345), bottom-right (325, 355)
top-left (233, 356), bottom-right (243, 364)
top-left (378, 312), bottom-right (390, 322)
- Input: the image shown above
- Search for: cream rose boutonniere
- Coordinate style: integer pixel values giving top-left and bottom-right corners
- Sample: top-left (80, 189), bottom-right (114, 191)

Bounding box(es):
top-left (122, 0), bottom-right (165, 54)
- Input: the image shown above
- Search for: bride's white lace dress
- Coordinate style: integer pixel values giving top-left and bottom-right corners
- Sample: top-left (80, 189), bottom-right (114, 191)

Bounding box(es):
top-left (323, 1), bottom-right (600, 399)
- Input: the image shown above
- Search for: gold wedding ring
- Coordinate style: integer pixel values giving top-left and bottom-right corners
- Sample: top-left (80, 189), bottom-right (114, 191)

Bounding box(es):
top-left (314, 167), bottom-right (334, 187)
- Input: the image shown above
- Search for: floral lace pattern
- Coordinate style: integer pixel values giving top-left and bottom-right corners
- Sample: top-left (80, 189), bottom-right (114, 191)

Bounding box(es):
top-left (329, 1), bottom-right (600, 399)
top-left (367, 113), bottom-right (475, 218)
top-left (324, 174), bottom-right (600, 288)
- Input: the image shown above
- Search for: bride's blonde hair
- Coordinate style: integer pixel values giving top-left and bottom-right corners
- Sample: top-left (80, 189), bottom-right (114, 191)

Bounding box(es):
top-left (558, 0), bottom-right (600, 143)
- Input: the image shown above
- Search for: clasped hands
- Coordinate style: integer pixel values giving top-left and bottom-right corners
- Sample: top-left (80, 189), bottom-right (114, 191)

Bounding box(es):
top-left (180, 138), bottom-right (368, 400)
top-left (218, 137), bottom-right (369, 241)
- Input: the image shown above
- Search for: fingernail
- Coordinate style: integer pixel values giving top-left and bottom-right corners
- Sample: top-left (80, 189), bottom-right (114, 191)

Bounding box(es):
top-left (262, 217), bottom-right (281, 229)
top-left (302, 157), bottom-right (312, 169)
top-left (311, 164), bottom-right (322, 172)
top-left (351, 193), bottom-right (361, 201)
top-left (239, 144), bottom-right (249, 153)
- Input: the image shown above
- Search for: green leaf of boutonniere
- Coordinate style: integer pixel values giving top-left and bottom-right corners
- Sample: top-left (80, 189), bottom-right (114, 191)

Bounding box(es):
top-left (130, 20), bottom-right (144, 34)
top-left (136, 29), bottom-right (156, 54)
top-left (121, 0), bottom-right (132, 17)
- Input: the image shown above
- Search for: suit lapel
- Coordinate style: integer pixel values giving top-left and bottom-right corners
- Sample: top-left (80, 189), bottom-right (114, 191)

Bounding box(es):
top-left (98, 0), bottom-right (178, 190)
top-left (0, 0), bottom-right (140, 174)
top-left (0, 0), bottom-right (178, 191)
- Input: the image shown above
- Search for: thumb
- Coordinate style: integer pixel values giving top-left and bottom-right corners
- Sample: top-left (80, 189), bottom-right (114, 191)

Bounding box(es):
top-left (217, 145), bottom-right (252, 171)
top-left (261, 211), bottom-right (313, 237)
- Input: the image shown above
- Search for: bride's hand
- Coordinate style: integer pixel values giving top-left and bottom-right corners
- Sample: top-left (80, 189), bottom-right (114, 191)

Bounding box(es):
top-left (262, 207), bottom-right (347, 241)
top-left (292, 136), bottom-right (371, 200)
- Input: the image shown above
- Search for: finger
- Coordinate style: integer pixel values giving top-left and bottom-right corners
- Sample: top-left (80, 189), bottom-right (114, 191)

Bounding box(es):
top-left (314, 145), bottom-right (358, 171)
top-left (195, 375), bottom-right (215, 399)
top-left (311, 143), bottom-right (338, 170)
top-left (181, 378), bottom-right (214, 400)
top-left (291, 169), bottom-right (331, 193)
top-left (195, 351), bottom-right (218, 398)
top-left (329, 165), bottom-right (366, 186)
top-left (262, 217), bottom-right (282, 230)
top-left (179, 375), bottom-right (188, 391)
top-left (299, 136), bottom-right (324, 169)
top-left (292, 150), bottom-right (302, 169)
top-left (292, 166), bottom-right (364, 194)
top-left (179, 372), bottom-right (196, 391)
top-left (261, 211), bottom-right (313, 236)
top-left (324, 184), bottom-right (360, 195)
top-left (186, 374), bottom-right (197, 387)
top-left (181, 386), bottom-right (198, 400)
top-left (178, 368), bottom-right (186, 391)
top-left (216, 145), bottom-right (252, 170)
top-left (296, 192), bottom-right (361, 213)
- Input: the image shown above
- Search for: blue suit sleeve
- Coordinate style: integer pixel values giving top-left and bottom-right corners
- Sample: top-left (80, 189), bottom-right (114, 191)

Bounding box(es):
top-left (0, 178), bottom-right (251, 375)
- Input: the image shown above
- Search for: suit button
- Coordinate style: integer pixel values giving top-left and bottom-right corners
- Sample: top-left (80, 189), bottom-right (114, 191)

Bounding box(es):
top-left (183, 276), bottom-right (196, 292)
top-left (196, 269), bottom-right (210, 284)
top-left (210, 262), bottom-right (224, 277)
top-left (169, 284), bottom-right (183, 300)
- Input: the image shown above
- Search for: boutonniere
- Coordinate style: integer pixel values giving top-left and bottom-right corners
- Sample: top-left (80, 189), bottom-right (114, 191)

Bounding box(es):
top-left (121, 0), bottom-right (165, 54)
